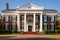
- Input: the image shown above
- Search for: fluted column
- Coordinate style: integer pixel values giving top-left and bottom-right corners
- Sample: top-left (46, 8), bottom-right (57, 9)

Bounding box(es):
top-left (40, 13), bottom-right (43, 32)
top-left (17, 14), bottom-right (20, 32)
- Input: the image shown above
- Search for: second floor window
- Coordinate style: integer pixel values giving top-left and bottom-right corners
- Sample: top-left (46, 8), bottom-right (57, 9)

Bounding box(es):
top-left (27, 17), bottom-right (32, 23)
top-left (50, 16), bottom-right (54, 22)
top-left (36, 16), bottom-right (38, 22)
top-left (12, 16), bottom-right (16, 22)
top-left (5, 16), bottom-right (9, 22)
top-left (43, 15), bottom-right (47, 22)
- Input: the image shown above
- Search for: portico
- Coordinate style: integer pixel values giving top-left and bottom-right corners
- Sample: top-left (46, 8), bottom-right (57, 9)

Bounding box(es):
top-left (17, 13), bottom-right (43, 32)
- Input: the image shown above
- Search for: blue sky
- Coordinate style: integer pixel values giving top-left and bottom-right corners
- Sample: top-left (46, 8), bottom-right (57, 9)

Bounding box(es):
top-left (0, 0), bottom-right (60, 14)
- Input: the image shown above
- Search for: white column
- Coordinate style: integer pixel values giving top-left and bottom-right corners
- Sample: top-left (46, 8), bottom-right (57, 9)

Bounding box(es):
top-left (40, 13), bottom-right (43, 32)
top-left (24, 13), bottom-right (27, 32)
top-left (33, 13), bottom-right (36, 32)
top-left (17, 14), bottom-right (20, 32)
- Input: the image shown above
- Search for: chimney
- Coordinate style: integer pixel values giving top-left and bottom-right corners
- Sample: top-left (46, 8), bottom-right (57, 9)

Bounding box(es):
top-left (6, 3), bottom-right (9, 10)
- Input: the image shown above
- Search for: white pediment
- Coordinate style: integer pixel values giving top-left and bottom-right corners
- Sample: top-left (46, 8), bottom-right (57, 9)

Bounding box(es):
top-left (16, 3), bottom-right (44, 10)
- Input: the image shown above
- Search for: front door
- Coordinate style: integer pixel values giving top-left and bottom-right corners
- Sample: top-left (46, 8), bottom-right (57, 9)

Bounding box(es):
top-left (28, 25), bottom-right (32, 32)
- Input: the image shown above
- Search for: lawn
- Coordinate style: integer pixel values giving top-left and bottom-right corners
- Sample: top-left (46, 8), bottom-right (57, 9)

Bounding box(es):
top-left (0, 34), bottom-right (16, 38)
top-left (41, 35), bottom-right (60, 38)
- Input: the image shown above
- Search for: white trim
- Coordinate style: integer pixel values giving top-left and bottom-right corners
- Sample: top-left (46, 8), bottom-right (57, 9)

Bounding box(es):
top-left (24, 13), bottom-right (27, 32)
top-left (40, 13), bottom-right (43, 32)
top-left (32, 13), bottom-right (36, 32)
top-left (17, 14), bottom-right (20, 32)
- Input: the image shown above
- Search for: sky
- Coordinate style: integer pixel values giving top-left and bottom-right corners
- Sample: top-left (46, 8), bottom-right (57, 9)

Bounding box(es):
top-left (0, 0), bottom-right (60, 14)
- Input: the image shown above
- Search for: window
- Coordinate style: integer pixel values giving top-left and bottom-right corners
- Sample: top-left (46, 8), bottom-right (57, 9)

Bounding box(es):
top-left (36, 16), bottom-right (38, 22)
top-left (21, 16), bottom-right (24, 21)
top-left (27, 17), bottom-right (32, 23)
top-left (43, 23), bottom-right (47, 30)
top-left (12, 23), bottom-right (16, 31)
top-left (50, 16), bottom-right (54, 22)
top-left (5, 16), bottom-right (9, 22)
top-left (12, 16), bottom-right (16, 22)
top-left (20, 25), bottom-right (24, 31)
top-left (43, 15), bottom-right (47, 22)
top-left (36, 25), bottom-right (39, 31)
top-left (51, 23), bottom-right (54, 31)
top-left (5, 23), bottom-right (9, 30)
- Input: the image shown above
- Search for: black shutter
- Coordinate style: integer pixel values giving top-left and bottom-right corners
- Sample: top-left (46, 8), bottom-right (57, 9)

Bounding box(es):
top-left (43, 16), bottom-right (44, 22)
top-left (4, 16), bottom-right (5, 21)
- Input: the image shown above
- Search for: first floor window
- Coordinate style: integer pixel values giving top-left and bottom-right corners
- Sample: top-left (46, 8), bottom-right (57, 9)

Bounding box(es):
top-left (36, 25), bottom-right (39, 31)
top-left (43, 23), bottom-right (47, 30)
top-left (51, 23), bottom-right (54, 31)
top-left (20, 25), bottom-right (24, 31)
top-left (12, 23), bottom-right (16, 31)
top-left (5, 23), bottom-right (9, 31)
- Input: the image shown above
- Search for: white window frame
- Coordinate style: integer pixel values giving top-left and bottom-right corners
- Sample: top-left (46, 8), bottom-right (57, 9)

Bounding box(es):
top-left (5, 16), bottom-right (9, 22)
top-left (12, 23), bottom-right (16, 30)
top-left (51, 16), bottom-right (54, 22)
top-left (22, 16), bottom-right (24, 22)
top-left (12, 16), bottom-right (16, 22)
top-left (44, 15), bottom-right (47, 22)
top-left (51, 23), bottom-right (54, 31)
top-left (5, 23), bottom-right (9, 30)
top-left (36, 25), bottom-right (39, 31)
top-left (36, 16), bottom-right (38, 22)
top-left (44, 23), bottom-right (47, 30)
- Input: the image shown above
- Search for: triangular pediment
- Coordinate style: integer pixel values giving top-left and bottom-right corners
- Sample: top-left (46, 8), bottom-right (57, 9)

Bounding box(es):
top-left (16, 3), bottom-right (44, 10)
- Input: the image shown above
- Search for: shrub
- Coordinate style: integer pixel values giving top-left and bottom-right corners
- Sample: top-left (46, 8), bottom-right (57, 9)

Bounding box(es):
top-left (43, 29), bottom-right (55, 34)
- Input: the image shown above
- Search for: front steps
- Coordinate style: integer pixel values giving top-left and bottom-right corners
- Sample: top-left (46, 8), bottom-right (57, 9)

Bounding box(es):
top-left (23, 32), bottom-right (39, 35)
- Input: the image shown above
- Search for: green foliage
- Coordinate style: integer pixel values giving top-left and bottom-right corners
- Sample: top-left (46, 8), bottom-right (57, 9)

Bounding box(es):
top-left (43, 29), bottom-right (55, 34)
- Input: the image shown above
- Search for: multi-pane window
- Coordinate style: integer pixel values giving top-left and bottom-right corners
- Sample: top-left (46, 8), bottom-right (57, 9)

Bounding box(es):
top-left (43, 23), bottom-right (47, 30)
top-left (5, 16), bottom-right (9, 22)
top-left (20, 25), bottom-right (24, 31)
top-left (21, 16), bottom-right (24, 22)
top-left (51, 23), bottom-right (54, 31)
top-left (50, 16), bottom-right (54, 22)
top-left (36, 16), bottom-right (38, 22)
top-left (12, 16), bottom-right (16, 22)
top-left (27, 17), bottom-right (32, 23)
top-left (5, 23), bottom-right (9, 30)
top-left (43, 15), bottom-right (47, 22)
top-left (12, 23), bottom-right (16, 31)
top-left (36, 25), bottom-right (39, 31)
